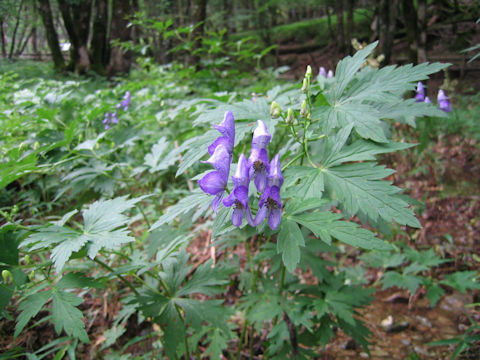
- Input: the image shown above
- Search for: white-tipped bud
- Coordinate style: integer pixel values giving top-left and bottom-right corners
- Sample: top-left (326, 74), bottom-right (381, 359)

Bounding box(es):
top-left (300, 100), bottom-right (309, 118)
top-left (2, 270), bottom-right (12, 284)
top-left (301, 78), bottom-right (309, 93)
top-left (305, 65), bottom-right (313, 79)
top-left (270, 101), bottom-right (281, 119)
top-left (286, 108), bottom-right (295, 124)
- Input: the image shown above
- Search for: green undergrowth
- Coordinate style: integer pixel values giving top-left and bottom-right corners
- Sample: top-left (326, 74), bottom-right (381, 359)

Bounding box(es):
top-left (231, 8), bottom-right (372, 46)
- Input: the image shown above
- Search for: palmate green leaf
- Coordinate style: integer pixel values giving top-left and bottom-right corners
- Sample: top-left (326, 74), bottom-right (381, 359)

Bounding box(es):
top-left (312, 103), bottom-right (387, 142)
top-left (376, 98), bottom-right (447, 126)
top-left (344, 62), bottom-right (450, 101)
top-left (176, 260), bottom-right (230, 297)
top-left (323, 162), bottom-right (421, 228)
top-left (331, 41), bottom-right (379, 100)
top-left (150, 190), bottom-right (211, 231)
top-left (14, 290), bottom-right (52, 338)
top-left (289, 211), bottom-right (392, 250)
top-left (382, 271), bottom-right (423, 293)
top-left (283, 166), bottom-right (324, 200)
top-left (22, 196), bottom-right (145, 272)
top-left (277, 220), bottom-right (305, 273)
top-left (324, 139), bottom-right (414, 167)
top-left (51, 290), bottom-right (89, 343)
top-left (83, 195), bottom-right (145, 233)
top-left (284, 198), bottom-right (330, 216)
top-left (144, 136), bottom-right (176, 172)
top-left (204, 327), bottom-right (233, 360)
top-left (56, 273), bottom-right (104, 290)
top-left (440, 271), bottom-right (480, 293)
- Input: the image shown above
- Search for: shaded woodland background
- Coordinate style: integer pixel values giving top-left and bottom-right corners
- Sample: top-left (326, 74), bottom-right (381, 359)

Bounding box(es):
top-left (1, 0), bottom-right (479, 78)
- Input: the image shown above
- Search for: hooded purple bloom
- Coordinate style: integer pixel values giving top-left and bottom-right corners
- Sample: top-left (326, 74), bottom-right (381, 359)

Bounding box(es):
top-left (102, 112), bottom-right (118, 129)
top-left (223, 154), bottom-right (254, 226)
top-left (327, 70), bottom-right (334, 78)
top-left (248, 120), bottom-right (272, 193)
top-left (415, 82), bottom-right (425, 102)
top-left (253, 154), bottom-right (283, 230)
top-left (319, 67), bottom-right (327, 77)
top-left (424, 96), bottom-right (431, 104)
top-left (208, 111), bottom-right (235, 155)
top-left (198, 144), bottom-right (231, 212)
top-left (438, 89), bottom-right (452, 112)
top-left (120, 91), bottom-right (131, 111)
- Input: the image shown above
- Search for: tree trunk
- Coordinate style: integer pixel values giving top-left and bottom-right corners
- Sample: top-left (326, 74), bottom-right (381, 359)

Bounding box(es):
top-left (57, 0), bottom-right (92, 73)
top-left (325, 6), bottom-right (334, 41)
top-left (90, 0), bottom-right (109, 74)
top-left (109, 0), bottom-right (133, 75)
top-left (9, 0), bottom-right (26, 59)
top-left (335, 0), bottom-right (346, 53)
top-left (191, 0), bottom-right (208, 66)
top-left (37, 0), bottom-right (65, 71)
top-left (16, 27), bottom-right (35, 57)
top-left (0, 20), bottom-right (7, 58)
top-left (379, 0), bottom-right (397, 64)
top-left (346, 0), bottom-right (355, 54)
top-left (417, 0), bottom-right (427, 63)
top-left (402, 0), bottom-right (418, 64)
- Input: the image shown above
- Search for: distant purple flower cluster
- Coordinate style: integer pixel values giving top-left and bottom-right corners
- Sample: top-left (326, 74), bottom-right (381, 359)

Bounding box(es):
top-left (103, 91), bottom-right (131, 129)
top-left (198, 111), bottom-right (283, 230)
top-left (319, 66), bottom-right (334, 78)
top-left (415, 82), bottom-right (452, 112)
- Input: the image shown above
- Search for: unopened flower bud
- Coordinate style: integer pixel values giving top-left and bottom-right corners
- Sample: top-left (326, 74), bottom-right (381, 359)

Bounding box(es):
top-left (300, 100), bottom-right (309, 118)
top-left (24, 255), bottom-right (31, 265)
top-left (286, 108), bottom-right (295, 124)
top-left (305, 65), bottom-right (313, 79)
top-left (270, 101), bottom-right (281, 118)
top-left (2, 270), bottom-right (12, 284)
top-left (301, 78), bottom-right (309, 93)
top-left (28, 270), bottom-right (35, 281)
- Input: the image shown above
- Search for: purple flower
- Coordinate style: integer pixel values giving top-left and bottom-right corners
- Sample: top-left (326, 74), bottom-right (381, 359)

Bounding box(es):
top-left (208, 111), bottom-right (235, 155)
top-left (120, 91), bottom-right (131, 111)
top-left (223, 154), bottom-right (254, 226)
top-left (438, 89), bottom-right (452, 112)
top-left (327, 70), bottom-right (334, 78)
top-left (253, 154), bottom-right (283, 230)
top-left (198, 144), bottom-right (231, 213)
top-left (102, 112), bottom-right (118, 129)
top-left (415, 82), bottom-right (425, 102)
top-left (424, 96), bottom-right (431, 104)
top-left (248, 120), bottom-right (272, 193)
top-left (319, 67), bottom-right (327, 77)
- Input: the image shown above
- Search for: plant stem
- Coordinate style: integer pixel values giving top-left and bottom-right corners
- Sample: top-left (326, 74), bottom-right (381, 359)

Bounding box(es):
top-left (174, 304), bottom-right (191, 359)
top-left (93, 257), bottom-right (140, 296)
top-left (281, 153), bottom-right (303, 172)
